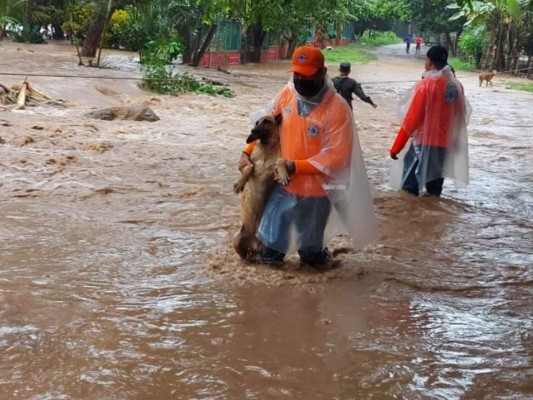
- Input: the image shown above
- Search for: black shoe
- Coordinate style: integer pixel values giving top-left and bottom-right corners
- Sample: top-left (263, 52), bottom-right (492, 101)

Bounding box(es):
top-left (261, 247), bottom-right (285, 268)
top-left (299, 247), bottom-right (330, 269)
top-left (402, 188), bottom-right (419, 197)
top-left (422, 192), bottom-right (441, 198)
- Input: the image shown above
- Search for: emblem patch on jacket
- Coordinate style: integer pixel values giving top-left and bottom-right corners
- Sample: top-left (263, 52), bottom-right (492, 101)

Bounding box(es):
top-left (307, 123), bottom-right (320, 137)
top-left (445, 82), bottom-right (459, 104)
top-left (284, 105), bottom-right (292, 115)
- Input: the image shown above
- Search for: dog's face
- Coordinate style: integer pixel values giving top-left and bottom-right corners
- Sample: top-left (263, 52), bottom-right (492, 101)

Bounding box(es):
top-left (246, 114), bottom-right (282, 144)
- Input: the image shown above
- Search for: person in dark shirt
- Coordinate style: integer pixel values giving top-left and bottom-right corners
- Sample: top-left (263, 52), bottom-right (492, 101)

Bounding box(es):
top-left (332, 62), bottom-right (377, 110)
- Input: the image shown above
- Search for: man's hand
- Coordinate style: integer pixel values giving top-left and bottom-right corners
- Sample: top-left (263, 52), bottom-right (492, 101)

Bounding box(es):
top-left (285, 160), bottom-right (295, 175)
top-left (372, 103), bottom-right (378, 109)
top-left (390, 152), bottom-right (398, 160)
top-left (238, 152), bottom-right (253, 172)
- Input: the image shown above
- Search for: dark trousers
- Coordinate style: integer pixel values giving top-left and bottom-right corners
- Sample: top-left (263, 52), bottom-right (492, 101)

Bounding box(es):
top-left (402, 145), bottom-right (445, 197)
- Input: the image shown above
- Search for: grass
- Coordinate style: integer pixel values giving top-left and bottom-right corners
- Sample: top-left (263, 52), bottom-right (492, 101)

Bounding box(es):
top-left (323, 43), bottom-right (376, 64)
top-left (357, 31), bottom-right (403, 47)
top-left (447, 57), bottom-right (477, 72)
top-left (504, 81), bottom-right (533, 93)
top-left (323, 31), bottom-right (402, 65)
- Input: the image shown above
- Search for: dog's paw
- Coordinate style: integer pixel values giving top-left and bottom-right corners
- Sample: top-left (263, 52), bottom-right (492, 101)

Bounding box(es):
top-left (233, 181), bottom-right (245, 193)
top-left (275, 158), bottom-right (290, 186)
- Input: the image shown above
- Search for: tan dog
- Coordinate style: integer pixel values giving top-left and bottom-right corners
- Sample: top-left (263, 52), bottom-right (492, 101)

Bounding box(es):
top-left (233, 114), bottom-right (289, 260)
top-left (479, 70), bottom-right (497, 87)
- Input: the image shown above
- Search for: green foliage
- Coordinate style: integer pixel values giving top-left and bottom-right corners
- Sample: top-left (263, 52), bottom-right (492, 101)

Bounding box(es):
top-left (142, 65), bottom-right (235, 97)
top-left (0, 15), bottom-right (19, 32)
top-left (143, 37), bottom-right (184, 65)
top-left (358, 30), bottom-right (402, 46)
top-left (458, 26), bottom-right (488, 67)
top-left (107, 8), bottom-right (141, 51)
top-left (323, 43), bottom-right (377, 64)
top-left (505, 81), bottom-right (533, 92)
top-left (40, 5), bottom-right (65, 28)
top-left (447, 56), bottom-right (477, 71)
top-left (141, 37), bottom-right (234, 98)
top-left (9, 21), bottom-right (46, 43)
top-left (0, 0), bottom-right (26, 24)
top-left (61, 3), bottom-right (96, 37)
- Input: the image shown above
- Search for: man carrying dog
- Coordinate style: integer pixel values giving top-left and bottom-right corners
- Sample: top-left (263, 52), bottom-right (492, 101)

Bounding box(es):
top-left (239, 46), bottom-right (377, 268)
top-left (332, 62), bottom-right (377, 110)
top-left (389, 45), bottom-right (470, 197)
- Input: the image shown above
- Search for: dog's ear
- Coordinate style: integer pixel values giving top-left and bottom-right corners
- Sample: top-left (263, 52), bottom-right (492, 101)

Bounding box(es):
top-left (274, 114), bottom-right (282, 125)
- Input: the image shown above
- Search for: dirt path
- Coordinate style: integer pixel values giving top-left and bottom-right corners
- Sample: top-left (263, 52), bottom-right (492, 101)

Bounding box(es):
top-left (0, 41), bottom-right (532, 399)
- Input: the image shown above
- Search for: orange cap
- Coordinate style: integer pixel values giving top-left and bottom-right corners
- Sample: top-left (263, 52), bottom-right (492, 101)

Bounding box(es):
top-left (289, 46), bottom-right (325, 76)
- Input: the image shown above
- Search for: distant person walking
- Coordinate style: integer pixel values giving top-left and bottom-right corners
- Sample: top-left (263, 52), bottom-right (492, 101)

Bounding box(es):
top-left (415, 36), bottom-right (423, 54)
top-left (404, 33), bottom-right (412, 54)
top-left (332, 62), bottom-right (377, 110)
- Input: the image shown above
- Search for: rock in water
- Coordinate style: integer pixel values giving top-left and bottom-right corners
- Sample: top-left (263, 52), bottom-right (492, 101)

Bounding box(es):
top-left (86, 105), bottom-right (159, 122)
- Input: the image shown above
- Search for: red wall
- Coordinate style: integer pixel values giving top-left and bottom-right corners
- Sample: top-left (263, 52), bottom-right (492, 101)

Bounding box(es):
top-left (198, 39), bottom-right (352, 69)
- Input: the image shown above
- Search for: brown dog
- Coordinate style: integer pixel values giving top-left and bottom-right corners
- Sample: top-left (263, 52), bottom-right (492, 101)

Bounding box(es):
top-left (233, 114), bottom-right (289, 260)
top-left (479, 70), bottom-right (497, 87)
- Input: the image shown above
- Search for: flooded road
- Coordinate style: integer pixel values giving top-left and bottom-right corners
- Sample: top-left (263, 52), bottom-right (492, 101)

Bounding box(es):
top-left (1, 41), bottom-right (532, 399)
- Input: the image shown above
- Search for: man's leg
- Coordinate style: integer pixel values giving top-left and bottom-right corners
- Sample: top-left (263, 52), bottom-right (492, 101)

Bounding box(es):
top-left (425, 178), bottom-right (444, 197)
top-left (424, 147), bottom-right (446, 197)
top-left (401, 145), bottom-right (420, 196)
top-left (257, 185), bottom-right (292, 267)
top-left (294, 196), bottom-right (331, 267)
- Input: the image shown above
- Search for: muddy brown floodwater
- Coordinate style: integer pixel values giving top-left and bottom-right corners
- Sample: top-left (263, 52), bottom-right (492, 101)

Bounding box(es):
top-left (0, 41), bottom-right (532, 399)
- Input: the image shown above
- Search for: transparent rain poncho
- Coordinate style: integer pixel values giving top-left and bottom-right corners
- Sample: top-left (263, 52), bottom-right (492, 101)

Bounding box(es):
top-left (390, 66), bottom-right (471, 192)
top-left (250, 76), bottom-right (378, 254)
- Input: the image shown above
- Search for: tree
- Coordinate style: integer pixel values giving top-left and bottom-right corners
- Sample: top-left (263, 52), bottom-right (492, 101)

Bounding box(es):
top-left (0, 0), bottom-right (25, 40)
top-left (450, 0), bottom-right (533, 72)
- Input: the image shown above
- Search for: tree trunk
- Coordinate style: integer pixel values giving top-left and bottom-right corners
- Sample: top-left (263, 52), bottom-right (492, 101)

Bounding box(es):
top-left (507, 24), bottom-right (520, 74)
top-left (475, 51), bottom-right (483, 69)
top-left (446, 32), bottom-right (456, 57)
top-left (178, 25), bottom-right (193, 65)
top-left (190, 23), bottom-right (217, 67)
top-left (285, 32), bottom-right (298, 60)
top-left (250, 22), bottom-right (266, 63)
top-left (241, 22), bottom-right (266, 64)
top-left (81, 13), bottom-right (106, 58)
top-left (439, 33), bottom-right (448, 49)
top-left (240, 30), bottom-right (250, 64)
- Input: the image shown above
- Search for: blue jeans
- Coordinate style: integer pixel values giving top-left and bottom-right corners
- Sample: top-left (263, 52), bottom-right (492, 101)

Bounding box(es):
top-left (257, 185), bottom-right (331, 265)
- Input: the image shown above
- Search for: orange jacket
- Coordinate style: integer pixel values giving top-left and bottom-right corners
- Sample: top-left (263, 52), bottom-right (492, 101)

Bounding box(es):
top-left (391, 75), bottom-right (464, 154)
top-left (244, 85), bottom-right (353, 197)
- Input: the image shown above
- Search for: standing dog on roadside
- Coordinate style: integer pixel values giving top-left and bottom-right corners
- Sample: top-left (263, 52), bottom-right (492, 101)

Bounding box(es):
top-left (479, 70), bottom-right (497, 87)
top-left (233, 114), bottom-right (289, 260)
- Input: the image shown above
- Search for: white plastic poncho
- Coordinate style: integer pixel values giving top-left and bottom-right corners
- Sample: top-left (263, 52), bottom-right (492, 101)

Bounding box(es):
top-left (251, 76), bottom-right (378, 254)
top-left (390, 66), bottom-right (471, 192)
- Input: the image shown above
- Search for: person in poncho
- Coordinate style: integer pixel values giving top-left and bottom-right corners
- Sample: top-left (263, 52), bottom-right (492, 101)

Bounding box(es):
top-left (389, 45), bottom-right (471, 197)
top-left (239, 46), bottom-right (378, 268)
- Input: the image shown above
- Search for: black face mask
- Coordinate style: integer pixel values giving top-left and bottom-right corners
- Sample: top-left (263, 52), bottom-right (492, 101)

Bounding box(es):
top-left (293, 78), bottom-right (322, 98)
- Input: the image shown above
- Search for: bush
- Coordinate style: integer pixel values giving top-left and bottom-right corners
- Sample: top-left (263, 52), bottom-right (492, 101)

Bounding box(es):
top-left (107, 9), bottom-right (141, 51)
top-left (359, 31), bottom-right (402, 46)
top-left (142, 65), bottom-right (234, 98)
top-left (459, 26), bottom-right (488, 69)
top-left (10, 21), bottom-right (46, 44)
top-left (141, 39), bottom-right (234, 98)
top-left (448, 56), bottom-right (477, 72)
